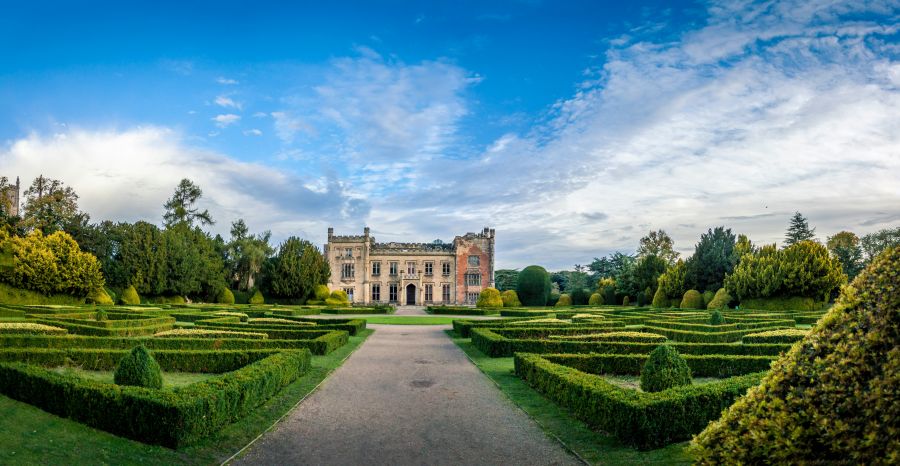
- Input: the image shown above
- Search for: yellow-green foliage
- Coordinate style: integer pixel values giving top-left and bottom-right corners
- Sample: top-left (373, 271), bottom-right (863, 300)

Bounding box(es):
top-left (740, 296), bottom-right (827, 312)
top-left (555, 294), bottom-right (572, 307)
top-left (314, 285), bottom-right (330, 301)
top-left (113, 345), bottom-right (163, 389)
top-left (701, 290), bottom-right (715, 307)
top-left (120, 285), bottom-right (140, 305)
top-left (0, 322), bottom-right (68, 335)
top-left (249, 290), bottom-right (265, 304)
top-left (680, 289), bottom-right (704, 309)
top-left (86, 287), bottom-right (114, 305)
top-left (651, 286), bottom-right (668, 308)
top-left (153, 328), bottom-right (267, 339)
top-left (725, 241), bottom-right (845, 301)
top-left (0, 282), bottom-right (85, 305)
top-left (640, 345), bottom-right (692, 393)
top-left (657, 260), bottom-right (687, 303)
top-left (476, 288), bottom-right (503, 308)
top-left (500, 289), bottom-right (521, 307)
top-left (216, 288), bottom-right (235, 305)
top-left (622, 296), bottom-right (630, 306)
top-left (0, 230), bottom-right (104, 296)
top-left (248, 318), bottom-right (315, 326)
top-left (741, 328), bottom-right (808, 344)
top-left (706, 288), bottom-right (731, 310)
top-left (692, 246), bottom-right (900, 464)
top-left (324, 289), bottom-right (350, 307)
top-left (588, 293), bottom-right (602, 305)
top-left (709, 310), bottom-right (725, 325)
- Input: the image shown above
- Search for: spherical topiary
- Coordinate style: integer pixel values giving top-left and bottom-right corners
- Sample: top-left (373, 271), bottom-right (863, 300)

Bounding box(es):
top-left (120, 285), bottom-right (140, 305)
top-left (680, 289), bottom-right (704, 309)
top-left (555, 293), bottom-right (572, 307)
top-left (546, 292), bottom-right (560, 306)
top-left (692, 245), bottom-right (900, 464)
top-left (314, 284), bottom-right (330, 301)
top-left (249, 289), bottom-right (265, 304)
top-left (114, 345), bottom-right (163, 389)
top-left (622, 295), bottom-right (631, 306)
top-left (476, 288), bottom-right (503, 308)
top-left (640, 345), bottom-right (692, 393)
top-left (87, 287), bottom-right (114, 305)
top-left (709, 310), bottom-right (725, 326)
top-left (217, 288), bottom-right (235, 305)
top-left (706, 288), bottom-right (732, 310)
top-left (702, 290), bottom-right (715, 308)
top-left (95, 309), bottom-right (108, 321)
top-left (516, 265), bottom-right (552, 307)
top-left (500, 289), bottom-right (521, 307)
top-left (588, 293), bottom-right (602, 305)
top-left (325, 289), bottom-right (351, 306)
top-left (651, 286), bottom-right (668, 308)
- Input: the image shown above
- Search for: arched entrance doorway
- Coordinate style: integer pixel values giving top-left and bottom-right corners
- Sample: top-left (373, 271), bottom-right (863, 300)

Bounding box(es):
top-left (406, 284), bottom-right (416, 305)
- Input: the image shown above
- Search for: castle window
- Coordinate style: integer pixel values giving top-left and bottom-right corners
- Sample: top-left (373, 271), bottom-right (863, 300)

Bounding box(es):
top-left (442, 284), bottom-right (451, 302)
top-left (372, 262), bottom-right (381, 276)
top-left (425, 284), bottom-right (433, 302)
top-left (466, 292), bottom-right (479, 304)
top-left (442, 262), bottom-right (451, 276)
top-left (344, 248), bottom-right (352, 258)
top-left (372, 284), bottom-right (381, 302)
top-left (389, 284), bottom-right (399, 302)
top-left (465, 273), bottom-right (481, 286)
top-left (424, 262), bottom-right (433, 275)
top-left (341, 263), bottom-right (355, 279)
top-left (468, 255), bottom-right (480, 267)
top-left (406, 262), bottom-right (416, 275)
top-left (343, 288), bottom-right (354, 302)
top-left (390, 262), bottom-right (398, 275)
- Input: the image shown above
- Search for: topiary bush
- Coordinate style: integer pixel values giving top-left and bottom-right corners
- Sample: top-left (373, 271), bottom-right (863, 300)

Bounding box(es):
top-left (640, 345), bottom-right (692, 393)
top-left (651, 286), bottom-right (668, 308)
top-left (314, 284), bottom-right (330, 301)
top-left (95, 309), bottom-right (108, 321)
top-left (709, 310), bottom-right (725, 326)
top-left (217, 288), bottom-right (235, 305)
top-left (476, 288), bottom-right (503, 308)
top-left (249, 289), bottom-right (265, 304)
top-left (680, 289), bottom-right (704, 309)
top-left (555, 294), bottom-right (572, 307)
top-left (702, 290), bottom-right (715, 308)
top-left (114, 345), bottom-right (163, 389)
top-left (517, 265), bottom-right (552, 306)
top-left (325, 289), bottom-right (350, 306)
top-left (87, 287), bottom-right (114, 305)
top-left (706, 288), bottom-right (731, 310)
top-left (500, 289), bottom-right (521, 307)
top-left (692, 245), bottom-right (900, 464)
top-left (570, 288), bottom-right (590, 305)
top-left (120, 285), bottom-right (140, 305)
top-left (546, 292), bottom-right (560, 306)
top-left (588, 293), bottom-right (602, 305)
top-left (622, 295), bottom-right (631, 306)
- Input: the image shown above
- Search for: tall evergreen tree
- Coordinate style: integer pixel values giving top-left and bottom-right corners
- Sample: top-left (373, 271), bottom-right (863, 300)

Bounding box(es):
top-left (785, 212), bottom-right (816, 246)
top-left (21, 175), bottom-right (81, 234)
top-left (163, 179), bottom-right (213, 228)
top-left (826, 231), bottom-right (864, 279)
top-left (685, 226), bottom-right (737, 292)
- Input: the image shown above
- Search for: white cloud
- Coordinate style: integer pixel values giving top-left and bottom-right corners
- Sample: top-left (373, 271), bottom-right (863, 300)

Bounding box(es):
top-left (216, 76), bottom-right (239, 85)
top-left (0, 128), bottom-right (368, 242)
top-left (214, 95), bottom-right (241, 110)
top-left (243, 128), bottom-right (262, 136)
top-left (212, 113), bottom-right (240, 128)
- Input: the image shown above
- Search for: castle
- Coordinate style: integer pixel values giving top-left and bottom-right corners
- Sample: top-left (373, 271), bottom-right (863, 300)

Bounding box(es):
top-left (325, 227), bottom-right (495, 305)
top-left (1, 176), bottom-right (20, 217)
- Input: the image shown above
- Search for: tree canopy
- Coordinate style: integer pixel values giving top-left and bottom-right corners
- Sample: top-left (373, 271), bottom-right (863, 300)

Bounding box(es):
top-left (21, 175), bottom-right (81, 234)
top-left (785, 212), bottom-right (816, 246)
top-left (637, 229), bottom-right (680, 266)
top-left (685, 226), bottom-right (737, 292)
top-left (163, 178), bottom-right (213, 228)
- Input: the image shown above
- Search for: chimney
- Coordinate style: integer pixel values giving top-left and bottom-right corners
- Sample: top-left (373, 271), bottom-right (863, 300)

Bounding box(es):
top-left (364, 226), bottom-right (370, 237)
top-left (327, 227), bottom-right (334, 240)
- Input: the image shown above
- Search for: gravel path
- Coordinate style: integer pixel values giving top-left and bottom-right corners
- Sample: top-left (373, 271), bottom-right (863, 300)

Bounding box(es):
top-left (232, 324), bottom-right (579, 466)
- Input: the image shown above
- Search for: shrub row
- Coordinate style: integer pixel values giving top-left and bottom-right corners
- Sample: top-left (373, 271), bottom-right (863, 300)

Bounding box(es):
top-left (514, 353), bottom-right (766, 449)
top-left (0, 323), bottom-right (68, 335)
top-left (427, 306), bottom-right (500, 316)
top-left (741, 328), bottom-right (809, 344)
top-left (0, 348), bottom-right (281, 373)
top-left (0, 307), bottom-right (26, 318)
top-left (31, 318), bottom-right (174, 337)
top-left (541, 353), bottom-right (776, 378)
top-left (470, 328), bottom-right (792, 358)
top-left (640, 325), bottom-right (792, 343)
top-left (0, 349), bottom-right (311, 448)
top-left (154, 329), bottom-right (268, 339)
top-left (41, 313), bottom-right (175, 329)
top-left (642, 319), bottom-right (796, 333)
top-left (547, 331), bottom-right (667, 343)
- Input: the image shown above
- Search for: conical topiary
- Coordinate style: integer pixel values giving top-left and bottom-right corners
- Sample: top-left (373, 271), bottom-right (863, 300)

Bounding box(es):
top-left (640, 345), bottom-right (692, 393)
top-left (249, 289), bottom-right (265, 304)
top-left (114, 345), bottom-right (163, 389)
top-left (706, 288), bottom-right (731, 310)
top-left (709, 310), bottom-right (725, 325)
top-left (555, 293), bottom-right (572, 307)
top-left (501, 289), bottom-right (522, 307)
top-left (217, 287), bottom-right (235, 304)
top-left (588, 292), bottom-right (602, 305)
top-left (120, 285), bottom-right (140, 305)
top-left (692, 246), bottom-right (900, 465)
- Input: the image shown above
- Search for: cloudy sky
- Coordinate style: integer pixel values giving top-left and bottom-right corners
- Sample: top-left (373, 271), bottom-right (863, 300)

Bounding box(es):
top-left (1, 0), bottom-right (898, 269)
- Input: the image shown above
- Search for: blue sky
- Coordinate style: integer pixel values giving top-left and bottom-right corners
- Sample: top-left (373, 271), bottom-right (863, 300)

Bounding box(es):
top-left (2, 0), bottom-right (899, 269)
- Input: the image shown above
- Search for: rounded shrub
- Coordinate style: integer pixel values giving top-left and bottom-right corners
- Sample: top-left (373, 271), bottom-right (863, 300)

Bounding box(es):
top-left (706, 288), bottom-right (732, 310)
top-left (702, 290), bottom-right (715, 308)
top-left (325, 289), bottom-right (350, 306)
top-left (120, 285), bottom-right (140, 305)
top-left (476, 288), bottom-right (503, 308)
top-left (216, 288), bottom-right (235, 305)
top-left (651, 286), bottom-right (668, 308)
top-left (114, 345), bottom-right (163, 389)
top-left (87, 287), bottom-right (114, 305)
top-left (622, 295), bottom-right (630, 306)
top-left (500, 289), bottom-right (521, 307)
top-left (692, 245), bottom-right (900, 464)
top-left (516, 265), bottom-right (551, 307)
top-left (314, 284), bottom-right (330, 301)
top-left (249, 289), bottom-right (265, 304)
top-left (640, 345), bottom-right (692, 393)
top-left (570, 287), bottom-right (590, 305)
top-left (588, 293), bottom-right (602, 305)
top-left (709, 310), bottom-right (725, 326)
top-left (680, 289), bottom-right (704, 309)
top-left (555, 293), bottom-right (572, 307)
top-left (95, 309), bottom-right (108, 321)
top-left (546, 292), bottom-right (560, 306)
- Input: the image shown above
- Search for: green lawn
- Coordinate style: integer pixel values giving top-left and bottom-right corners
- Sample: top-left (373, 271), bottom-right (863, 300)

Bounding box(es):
top-left (358, 315), bottom-right (460, 325)
top-left (0, 329), bottom-right (374, 466)
top-left (449, 331), bottom-right (694, 465)
top-left (49, 367), bottom-right (216, 389)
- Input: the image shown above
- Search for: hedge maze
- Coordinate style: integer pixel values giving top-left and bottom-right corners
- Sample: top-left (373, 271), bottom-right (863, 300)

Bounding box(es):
top-left (453, 306), bottom-right (824, 450)
top-left (0, 303), bottom-right (363, 448)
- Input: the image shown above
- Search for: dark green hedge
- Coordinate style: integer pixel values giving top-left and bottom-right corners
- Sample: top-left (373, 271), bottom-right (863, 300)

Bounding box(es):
top-left (0, 348), bottom-right (281, 373)
top-left (642, 319), bottom-right (795, 333)
top-left (41, 314), bottom-right (175, 329)
top-left (428, 306), bottom-right (499, 316)
top-left (541, 353), bottom-right (776, 378)
top-left (640, 325), bottom-right (791, 343)
top-left (514, 353), bottom-right (766, 449)
top-left (268, 317), bottom-right (367, 336)
top-left (0, 307), bottom-right (26, 318)
top-left (31, 318), bottom-right (174, 337)
top-left (0, 349), bottom-right (311, 448)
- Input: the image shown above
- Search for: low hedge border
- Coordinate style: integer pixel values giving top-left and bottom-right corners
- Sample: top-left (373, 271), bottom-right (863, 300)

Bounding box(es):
top-left (741, 328), bottom-right (809, 344)
top-left (540, 352), bottom-right (776, 378)
top-left (0, 307), bottom-right (26, 318)
top-left (31, 318), bottom-right (174, 337)
top-left (451, 319), bottom-right (626, 338)
top-left (0, 349), bottom-right (311, 448)
top-left (39, 313), bottom-right (175, 329)
top-left (471, 328), bottom-right (792, 358)
top-left (262, 317), bottom-right (367, 336)
top-left (514, 352), bottom-right (766, 449)
top-left (321, 307), bottom-right (392, 315)
top-left (0, 323), bottom-right (68, 335)
top-left (547, 331), bottom-right (667, 343)
top-left (639, 325), bottom-right (792, 343)
top-left (642, 319), bottom-right (796, 333)
top-left (154, 329), bottom-right (267, 339)
top-left (0, 348), bottom-right (282, 373)
top-left (428, 306), bottom-right (500, 316)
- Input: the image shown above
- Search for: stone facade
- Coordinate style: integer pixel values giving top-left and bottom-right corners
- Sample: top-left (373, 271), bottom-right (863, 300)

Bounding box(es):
top-left (1, 176), bottom-right (20, 217)
top-left (325, 227), bottom-right (495, 305)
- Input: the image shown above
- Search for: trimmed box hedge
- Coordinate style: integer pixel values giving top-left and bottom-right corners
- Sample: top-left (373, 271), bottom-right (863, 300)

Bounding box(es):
top-left (547, 331), bottom-right (667, 343)
top-left (0, 349), bottom-right (311, 448)
top-left (0, 323), bottom-right (68, 335)
top-left (514, 352), bottom-right (766, 449)
top-left (639, 325), bottom-right (792, 343)
top-left (0, 347), bottom-right (283, 373)
top-left (540, 353), bottom-right (776, 378)
top-left (30, 318), bottom-right (175, 337)
top-left (427, 306), bottom-right (500, 316)
top-left (741, 328), bottom-right (809, 344)
top-left (153, 329), bottom-right (268, 339)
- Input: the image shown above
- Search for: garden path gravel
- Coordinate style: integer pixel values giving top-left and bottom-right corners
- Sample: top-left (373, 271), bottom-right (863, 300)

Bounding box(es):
top-left (231, 324), bottom-right (580, 465)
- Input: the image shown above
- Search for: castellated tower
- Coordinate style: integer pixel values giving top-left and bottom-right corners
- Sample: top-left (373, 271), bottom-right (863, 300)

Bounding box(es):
top-left (2, 176), bottom-right (20, 217)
